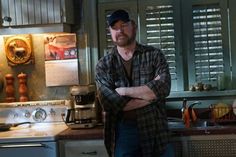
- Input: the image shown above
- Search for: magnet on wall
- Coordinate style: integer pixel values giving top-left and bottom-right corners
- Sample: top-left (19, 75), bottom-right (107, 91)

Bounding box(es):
top-left (4, 34), bottom-right (34, 66)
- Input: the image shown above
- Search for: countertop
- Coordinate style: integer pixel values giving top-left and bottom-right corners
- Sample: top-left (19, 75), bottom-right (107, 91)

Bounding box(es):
top-left (0, 123), bottom-right (68, 143)
top-left (170, 126), bottom-right (236, 136)
top-left (57, 124), bottom-right (236, 140)
top-left (57, 126), bottom-right (104, 140)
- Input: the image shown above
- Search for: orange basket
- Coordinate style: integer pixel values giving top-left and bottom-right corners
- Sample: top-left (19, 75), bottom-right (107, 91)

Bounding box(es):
top-left (210, 104), bottom-right (236, 124)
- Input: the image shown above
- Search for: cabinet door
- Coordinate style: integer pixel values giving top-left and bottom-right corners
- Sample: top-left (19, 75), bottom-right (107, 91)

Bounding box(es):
top-left (59, 139), bottom-right (108, 157)
top-left (1, 0), bottom-right (74, 26)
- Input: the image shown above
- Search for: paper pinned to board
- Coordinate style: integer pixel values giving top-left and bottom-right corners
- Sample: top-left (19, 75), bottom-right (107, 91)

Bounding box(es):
top-left (45, 59), bottom-right (79, 86)
top-left (44, 33), bottom-right (79, 86)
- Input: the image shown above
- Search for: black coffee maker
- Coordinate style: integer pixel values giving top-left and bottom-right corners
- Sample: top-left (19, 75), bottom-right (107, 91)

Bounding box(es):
top-left (65, 84), bottom-right (98, 128)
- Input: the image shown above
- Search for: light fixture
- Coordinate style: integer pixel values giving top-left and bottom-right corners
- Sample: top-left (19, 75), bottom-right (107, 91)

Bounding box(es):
top-left (2, 16), bottom-right (12, 23)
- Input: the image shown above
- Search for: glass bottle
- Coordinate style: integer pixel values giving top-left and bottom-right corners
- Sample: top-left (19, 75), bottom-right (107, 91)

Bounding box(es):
top-left (217, 73), bottom-right (225, 90)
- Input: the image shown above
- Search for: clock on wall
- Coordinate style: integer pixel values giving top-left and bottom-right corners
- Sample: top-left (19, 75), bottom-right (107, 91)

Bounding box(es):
top-left (4, 34), bottom-right (34, 66)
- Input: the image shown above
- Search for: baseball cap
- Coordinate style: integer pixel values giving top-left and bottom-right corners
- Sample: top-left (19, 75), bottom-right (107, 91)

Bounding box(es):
top-left (108, 9), bottom-right (130, 27)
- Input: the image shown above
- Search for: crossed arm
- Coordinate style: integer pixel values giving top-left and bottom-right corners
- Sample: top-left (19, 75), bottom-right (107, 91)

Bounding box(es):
top-left (96, 50), bottom-right (170, 113)
top-left (114, 72), bottom-right (170, 111)
top-left (115, 85), bottom-right (157, 111)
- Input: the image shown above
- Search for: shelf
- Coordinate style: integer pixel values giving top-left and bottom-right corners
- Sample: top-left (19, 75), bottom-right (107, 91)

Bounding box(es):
top-left (168, 90), bottom-right (236, 100)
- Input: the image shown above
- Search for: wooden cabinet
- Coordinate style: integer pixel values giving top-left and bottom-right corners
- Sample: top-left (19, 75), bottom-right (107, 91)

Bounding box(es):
top-left (59, 139), bottom-right (109, 157)
top-left (1, 0), bottom-right (74, 27)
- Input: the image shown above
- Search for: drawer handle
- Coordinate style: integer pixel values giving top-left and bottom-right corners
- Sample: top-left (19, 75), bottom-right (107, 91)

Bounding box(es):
top-left (81, 151), bottom-right (97, 155)
top-left (0, 143), bottom-right (47, 148)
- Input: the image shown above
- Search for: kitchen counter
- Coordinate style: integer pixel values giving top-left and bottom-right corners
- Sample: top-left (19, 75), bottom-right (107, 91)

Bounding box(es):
top-left (57, 126), bottom-right (104, 140)
top-left (0, 123), bottom-right (68, 143)
top-left (171, 126), bottom-right (236, 136)
top-left (57, 125), bottom-right (236, 157)
top-left (57, 125), bottom-right (236, 140)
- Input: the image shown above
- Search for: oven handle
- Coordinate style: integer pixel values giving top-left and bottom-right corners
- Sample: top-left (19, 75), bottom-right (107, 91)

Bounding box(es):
top-left (0, 143), bottom-right (51, 149)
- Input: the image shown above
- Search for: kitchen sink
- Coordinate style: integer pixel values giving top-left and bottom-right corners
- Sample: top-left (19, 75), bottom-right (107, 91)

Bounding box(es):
top-left (168, 121), bottom-right (185, 129)
top-left (167, 117), bottom-right (219, 129)
top-left (167, 117), bottom-right (185, 129)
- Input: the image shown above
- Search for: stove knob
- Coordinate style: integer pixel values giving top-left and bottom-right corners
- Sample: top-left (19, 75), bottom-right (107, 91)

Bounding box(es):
top-left (13, 113), bottom-right (18, 118)
top-left (32, 108), bottom-right (47, 122)
top-left (24, 111), bottom-right (31, 118)
top-left (50, 108), bottom-right (56, 116)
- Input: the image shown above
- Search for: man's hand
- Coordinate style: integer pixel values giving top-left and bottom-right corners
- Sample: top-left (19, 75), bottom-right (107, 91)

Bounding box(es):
top-left (115, 87), bottom-right (126, 96)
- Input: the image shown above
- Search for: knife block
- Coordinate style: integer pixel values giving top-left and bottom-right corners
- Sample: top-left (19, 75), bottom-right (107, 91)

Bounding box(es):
top-left (18, 72), bottom-right (28, 102)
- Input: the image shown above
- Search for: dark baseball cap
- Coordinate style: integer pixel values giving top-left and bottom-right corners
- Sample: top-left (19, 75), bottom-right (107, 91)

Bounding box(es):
top-left (108, 9), bottom-right (130, 27)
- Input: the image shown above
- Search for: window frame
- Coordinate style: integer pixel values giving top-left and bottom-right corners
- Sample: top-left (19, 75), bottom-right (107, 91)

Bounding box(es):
top-left (183, 0), bottom-right (231, 90)
top-left (138, 0), bottom-right (184, 91)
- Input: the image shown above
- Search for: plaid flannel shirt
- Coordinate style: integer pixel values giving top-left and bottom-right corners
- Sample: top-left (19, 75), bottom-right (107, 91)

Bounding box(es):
top-left (95, 43), bottom-right (171, 157)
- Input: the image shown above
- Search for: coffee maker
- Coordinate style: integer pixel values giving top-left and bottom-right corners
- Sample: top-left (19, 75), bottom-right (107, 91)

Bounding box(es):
top-left (65, 84), bottom-right (98, 128)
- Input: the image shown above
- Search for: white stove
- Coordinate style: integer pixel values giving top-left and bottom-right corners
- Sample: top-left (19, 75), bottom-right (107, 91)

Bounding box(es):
top-left (0, 100), bottom-right (69, 157)
top-left (0, 100), bottom-right (70, 123)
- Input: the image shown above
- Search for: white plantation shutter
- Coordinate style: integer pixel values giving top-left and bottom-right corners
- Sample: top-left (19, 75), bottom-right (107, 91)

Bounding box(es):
top-left (192, 4), bottom-right (224, 83)
top-left (187, 0), bottom-right (231, 89)
top-left (139, 0), bottom-right (183, 91)
top-left (145, 5), bottom-right (177, 81)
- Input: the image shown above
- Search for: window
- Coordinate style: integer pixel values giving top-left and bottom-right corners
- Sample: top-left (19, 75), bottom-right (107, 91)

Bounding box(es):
top-left (193, 6), bottom-right (224, 83)
top-left (98, 0), bottom-right (233, 92)
top-left (186, 0), bottom-right (231, 89)
top-left (138, 0), bottom-right (183, 91)
top-left (145, 5), bottom-right (177, 80)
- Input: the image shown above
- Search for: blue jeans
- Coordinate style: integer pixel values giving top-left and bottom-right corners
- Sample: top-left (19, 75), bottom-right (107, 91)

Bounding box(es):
top-left (115, 121), bottom-right (175, 157)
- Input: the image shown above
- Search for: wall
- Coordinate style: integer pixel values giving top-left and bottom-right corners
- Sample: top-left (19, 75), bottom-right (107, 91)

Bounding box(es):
top-left (0, 34), bottom-right (72, 102)
top-left (0, 0), bottom-right (99, 103)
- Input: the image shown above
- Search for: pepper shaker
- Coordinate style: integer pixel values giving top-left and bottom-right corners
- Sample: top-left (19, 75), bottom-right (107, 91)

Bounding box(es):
top-left (18, 72), bottom-right (29, 102)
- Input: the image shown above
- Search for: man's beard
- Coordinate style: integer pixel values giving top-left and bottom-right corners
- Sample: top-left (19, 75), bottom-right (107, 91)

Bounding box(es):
top-left (114, 32), bottom-right (136, 47)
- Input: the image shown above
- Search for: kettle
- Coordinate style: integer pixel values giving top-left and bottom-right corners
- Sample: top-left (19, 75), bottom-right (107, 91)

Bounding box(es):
top-left (181, 99), bottom-right (201, 128)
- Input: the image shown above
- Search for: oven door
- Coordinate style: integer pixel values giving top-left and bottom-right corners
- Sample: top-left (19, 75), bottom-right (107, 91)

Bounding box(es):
top-left (0, 141), bottom-right (57, 157)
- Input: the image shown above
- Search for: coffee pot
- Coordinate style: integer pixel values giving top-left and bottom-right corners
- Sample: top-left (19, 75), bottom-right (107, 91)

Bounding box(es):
top-left (65, 84), bottom-right (98, 128)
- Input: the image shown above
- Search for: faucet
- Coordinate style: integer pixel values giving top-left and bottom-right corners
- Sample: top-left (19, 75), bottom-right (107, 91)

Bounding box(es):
top-left (181, 99), bottom-right (201, 128)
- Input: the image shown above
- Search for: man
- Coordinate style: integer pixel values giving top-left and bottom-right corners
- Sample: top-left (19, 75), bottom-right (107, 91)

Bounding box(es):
top-left (95, 9), bottom-right (174, 157)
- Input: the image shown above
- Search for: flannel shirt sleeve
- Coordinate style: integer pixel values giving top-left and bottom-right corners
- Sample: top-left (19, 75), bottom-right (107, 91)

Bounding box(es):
top-left (146, 49), bottom-right (171, 99)
top-left (95, 59), bottom-right (130, 115)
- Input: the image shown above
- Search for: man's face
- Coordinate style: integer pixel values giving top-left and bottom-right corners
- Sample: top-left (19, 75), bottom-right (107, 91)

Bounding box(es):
top-left (109, 20), bottom-right (136, 47)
